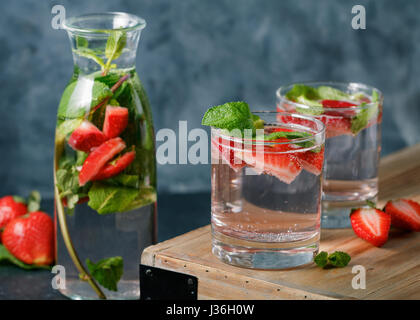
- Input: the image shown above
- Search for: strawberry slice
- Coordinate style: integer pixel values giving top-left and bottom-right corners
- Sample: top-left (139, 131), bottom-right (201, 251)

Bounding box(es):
top-left (0, 196), bottom-right (27, 229)
top-left (240, 148), bottom-right (302, 184)
top-left (350, 208), bottom-right (391, 247)
top-left (296, 146), bottom-right (324, 176)
top-left (2, 211), bottom-right (54, 265)
top-left (79, 137), bottom-right (126, 186)
top-left (92, 150), bottom-right (136, 181)
top-left (319, 115), bottom-right (352, 138)
top-left (68, 121), bottom-right (106, 153)
top-left (384, 199), bottom-right (420, 231)
top-left (211, 137), bottom-right (246, 171)
top-left (103, 106), bottom-right (129, 139)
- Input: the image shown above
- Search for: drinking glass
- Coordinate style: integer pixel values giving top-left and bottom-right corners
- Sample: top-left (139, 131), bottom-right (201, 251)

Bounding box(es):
top-left (211, 112), bottom-right (325, 269)
top-left (277, 82), bottom-right (383, 228)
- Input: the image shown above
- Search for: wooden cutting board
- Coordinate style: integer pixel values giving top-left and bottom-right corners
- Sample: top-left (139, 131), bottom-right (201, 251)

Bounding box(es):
top-left (141, 143), bottom-right (420, 300)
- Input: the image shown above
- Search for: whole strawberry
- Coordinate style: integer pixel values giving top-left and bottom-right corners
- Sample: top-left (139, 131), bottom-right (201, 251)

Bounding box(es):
top-left (2, 211), bottom-right (54, 265)
top-left (0, 196), bottom-right (27, 230)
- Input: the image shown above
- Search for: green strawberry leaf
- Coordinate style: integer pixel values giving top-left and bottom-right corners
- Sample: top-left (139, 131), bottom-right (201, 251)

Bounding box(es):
top-left (87, 182), bottom-right (140, 214)
top-left (314, 251), bottom-right (329, 268)
top-left (12, 196), bottom-right (26, 204)
top-left (27, 190), bottom-right (41, 212)
top-left (0, 244), bottom-right (51, 270)
top-left (328, 251), bottom-right (351, 268)
top-left (86, 256), bottom-right (123, 292)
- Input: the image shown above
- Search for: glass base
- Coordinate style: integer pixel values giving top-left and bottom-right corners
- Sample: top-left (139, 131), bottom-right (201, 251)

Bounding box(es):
top-left (58, 280), bottom-right (140, 300)
top-left (322, 196), bottom-right (378, 229)
top-left (212, 230), bottom-right (319, 270)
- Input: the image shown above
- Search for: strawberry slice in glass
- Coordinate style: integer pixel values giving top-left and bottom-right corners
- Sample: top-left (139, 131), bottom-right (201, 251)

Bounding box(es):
top-left (103, 106), bottom-right (129, 139)
top-left (79, 137), bottom-right (126, 186)
top-left (296, 146), bottom-right (325, 176)
top-left (92, 150), bottom-right (136, 181)
top-left (68, 120), bottom-right (106, 153)
top-left (211, 137), bottom-right (246, 171)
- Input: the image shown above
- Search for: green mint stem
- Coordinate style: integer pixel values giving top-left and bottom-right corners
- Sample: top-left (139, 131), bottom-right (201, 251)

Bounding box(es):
top-left (87, 74), bottom-right (131, 119)
top-left (54, 173), bottom-right (107, 299)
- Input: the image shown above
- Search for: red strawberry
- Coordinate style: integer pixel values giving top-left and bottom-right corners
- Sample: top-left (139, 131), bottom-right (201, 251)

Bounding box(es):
top-left (211, 137), bottom-right (246, 171)
top-left (103, 106), bottom-right (129, 139)
top-left (350, 208), bottom-right (391, 247)
top-left (296, 146), bottom-right (325, 176)
top-left (92, 150), bottom-right (136, 181)
top-left (2, 211), bottom-right (54, 265)
top-left (240, 148), bottom-right (302, 184)
top-left (0, 196), bottom-right (27, 229)
top-left (79, 137), bottom-right (126, 186)
top-left (319, 115), bottom-right (352, 138)
top-left (68, 121), bottom-right (106, 153)
top-left (384, 199), bottom-right (420, 231)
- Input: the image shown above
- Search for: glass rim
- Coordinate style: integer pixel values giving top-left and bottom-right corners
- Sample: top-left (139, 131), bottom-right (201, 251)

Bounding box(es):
top-left (62, 12), bottom-right (146, 35)
top-left (211, 111), bottom-right (325, 151)
top-left (276, 81), bottom-right (383, 112)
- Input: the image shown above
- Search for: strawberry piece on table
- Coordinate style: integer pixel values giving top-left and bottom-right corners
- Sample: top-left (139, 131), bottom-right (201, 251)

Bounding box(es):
top-left (384, 199), bottom-right (420, 231)
top-left (68, 120), bottom-right (106, 153)
top-left (240, 149), bottom-right (302, 184)
top-left (93, 150), bottom-right (136, 181)
top-left (296, 146), bottom-right (325, 176)
top-left (2, 211), bottom-right (54, 265)
top-left (211, 137), bottom-right (246, 171)
top-left (0, 196), bottom-right (27, 229)
top-left (103, 106), bottom-right (129, 139)
top-left (350, 208), bottom-right (391, 247)
top-left (79, 137), bottom-right (126, 186)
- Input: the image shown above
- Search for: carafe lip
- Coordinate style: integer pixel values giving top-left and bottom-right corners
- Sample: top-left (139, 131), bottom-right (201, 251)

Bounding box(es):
top-left (63, 12), bottom-right (146, 35)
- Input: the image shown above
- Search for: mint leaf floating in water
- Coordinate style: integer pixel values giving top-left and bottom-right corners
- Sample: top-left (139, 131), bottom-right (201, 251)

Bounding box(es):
top-left (86, 256), bottom-right (123, 292)
top-left (284, 84), bottom-right (324, 115)
top-left (315, 251), bottom-right (351, 269)
top-left (316, 86), bottom-right (350, 100)
top-left (350, 102), bottom-right (378, 135)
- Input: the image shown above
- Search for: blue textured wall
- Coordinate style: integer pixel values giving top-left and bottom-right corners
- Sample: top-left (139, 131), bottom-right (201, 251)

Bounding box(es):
top-left (0, 0), bottom-right (418, 197)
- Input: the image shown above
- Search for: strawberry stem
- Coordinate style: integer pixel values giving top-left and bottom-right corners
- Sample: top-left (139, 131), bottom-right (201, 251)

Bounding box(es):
top-left (54, 177), bottom-right (106, 299)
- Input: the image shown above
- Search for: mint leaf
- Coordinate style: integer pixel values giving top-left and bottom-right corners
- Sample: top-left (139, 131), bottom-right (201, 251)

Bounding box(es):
top-left (73, 47), bottom-right (106, 69)
top-left (121, 186), bottom-right (157, 212)
top-left (87, 182), bottom-right (139, 214)
top-left (285, 84), bottom-right (321, 101)
top-left (295, 96), bottom-right (324, 115)
top-left (86, 256), bottom-right (123, 292)
top-left (58, 81), bottom-right (113, 120)
top-left (104, 31), bottom-right (127, 73)
top-left (0, 244), bottom-right (50, 270)
top-left (328, 251), bottom-right (351, 268)
top-left (27, 190), bottom-right (41, 212)
top-left (314, 250), bottom-right (351, 269)
top-left (350, 102), bottom-right (378, 135)
top-left (314, 251), bottom-right (329, 268)
top-left (317, 86), bottom-right (350, 100)
top-left (201, 101), bottom-right (255, 131)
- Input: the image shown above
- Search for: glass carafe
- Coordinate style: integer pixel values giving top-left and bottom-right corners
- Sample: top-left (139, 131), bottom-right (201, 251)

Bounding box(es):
top-left (54, 12), bottom-right (157, 300)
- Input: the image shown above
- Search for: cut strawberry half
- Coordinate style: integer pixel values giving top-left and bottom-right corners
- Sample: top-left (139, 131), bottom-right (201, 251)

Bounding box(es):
top-left (93, 150), bottom-right (136, 181)
top-left (211, 137), bottom-right (246, 171)
top-left (319, 115), bottom-right (352, 138)
top-left (79, 137), bottom-right (126, 186)
top-left (240, 149), bottom-right (302, 184)
top-left (350, 208), bottom-right (391, 247)
top-left (103, 106), bottom-right (129, 139)
top-left (296, 146), bottom-right (324, 176)
top-left (68, 121), bottom-right (106, 153)
top-left (384, 199), bottom-right (420, 231)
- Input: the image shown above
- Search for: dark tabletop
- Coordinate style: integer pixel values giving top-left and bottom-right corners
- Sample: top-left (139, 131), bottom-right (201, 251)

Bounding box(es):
top-left (0, 193), bottom-right (210, 300)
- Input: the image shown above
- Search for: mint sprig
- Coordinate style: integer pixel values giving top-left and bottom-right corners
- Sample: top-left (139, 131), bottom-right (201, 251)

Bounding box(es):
top-left (86, 256), bottom-right (123, 292)
top-left (314, 251), bottom-right (351, 269)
